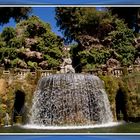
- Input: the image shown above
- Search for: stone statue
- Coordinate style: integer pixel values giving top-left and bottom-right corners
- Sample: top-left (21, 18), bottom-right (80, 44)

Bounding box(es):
top-left (4, 113), bottom-right (10, 127)
top-left (134, 57), bottom-right (140, 65)
top-left (60, 57), bottom-right (75, 73)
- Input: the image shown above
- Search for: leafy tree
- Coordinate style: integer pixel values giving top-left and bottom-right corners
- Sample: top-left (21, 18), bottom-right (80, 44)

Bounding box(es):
top-left (56, 7), bottom-right (115, 43)
top-left (0, 7), bottom-right (32, 25)
top-left (106, 19), bottom-right (136, 66)
top-left (56, 8), bottom-right (136, 71)
top-left (108, 7), bottom-right (140, 34)
top-left (1, 27), bottom-right (16, 43)
top-left (0, 16), bottom-right (64, 70)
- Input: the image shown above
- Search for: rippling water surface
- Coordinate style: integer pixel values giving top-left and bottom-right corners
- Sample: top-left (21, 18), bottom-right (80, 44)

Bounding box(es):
top-left (0, 122), bottom-right (140, 133)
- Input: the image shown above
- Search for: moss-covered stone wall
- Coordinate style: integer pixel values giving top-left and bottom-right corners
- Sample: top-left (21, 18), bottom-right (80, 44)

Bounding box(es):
top-left (0, 73), bottom-right (37, 126)
top-left (100, 72), bottom-right (140, 122)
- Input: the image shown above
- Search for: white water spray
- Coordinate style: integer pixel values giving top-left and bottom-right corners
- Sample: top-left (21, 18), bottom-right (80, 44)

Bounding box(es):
top-left (26, 74), bottom-right (115, 129)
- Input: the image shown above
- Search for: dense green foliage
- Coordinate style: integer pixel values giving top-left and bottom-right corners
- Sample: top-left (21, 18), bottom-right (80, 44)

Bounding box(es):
top-left (56, 8), bottom-right (112, 42)
top-left (56, 8), bottom-right (136, 72)
top-left (0, 7), bottom-right (32, 25)
top-left (108, 7), bottom-right (140, 34)
top-left (0, 8), bottom-right (139, 71)
top-left (0, 16), bottom-right (64, 70)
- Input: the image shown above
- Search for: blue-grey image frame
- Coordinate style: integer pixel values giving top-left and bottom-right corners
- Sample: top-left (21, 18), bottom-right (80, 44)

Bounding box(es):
top-left (0, 0), bottom-right (140, 5)
top-left (0, 0), bottom-right (140, 139)
top-left (0, 135), bottom-right (140, 140)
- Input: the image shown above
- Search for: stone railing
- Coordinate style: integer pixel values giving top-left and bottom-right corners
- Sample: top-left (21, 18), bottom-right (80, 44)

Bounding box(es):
top-left (82, 65), bottom-right (140, 77)
top-left (1, 65), bottom-right (140, 79)
top-left (0, 68), bottom-right (58, 79)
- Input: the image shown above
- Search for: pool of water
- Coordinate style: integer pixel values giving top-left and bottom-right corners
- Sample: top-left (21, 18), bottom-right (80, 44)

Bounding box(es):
top-left (0, 122), bottom-right (140, 133)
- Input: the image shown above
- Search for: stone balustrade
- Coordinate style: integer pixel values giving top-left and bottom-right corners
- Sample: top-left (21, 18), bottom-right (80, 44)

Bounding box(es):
top-left (0, 65), bottom-right (140, 79)
top-left (1, 68), bottom-right (57, 79)
top-left (82, 65), bottom-right (140, 77)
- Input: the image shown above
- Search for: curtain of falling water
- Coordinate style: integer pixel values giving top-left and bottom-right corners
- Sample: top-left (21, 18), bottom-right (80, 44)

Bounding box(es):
top-left (30, 74), bottom-right (113, 126)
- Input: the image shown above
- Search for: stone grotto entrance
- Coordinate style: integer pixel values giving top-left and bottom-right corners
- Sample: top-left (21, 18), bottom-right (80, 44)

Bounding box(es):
top-left (115, 86), bottom-right (128, 121)
top-left (12, 90), bottom-right (25, 124)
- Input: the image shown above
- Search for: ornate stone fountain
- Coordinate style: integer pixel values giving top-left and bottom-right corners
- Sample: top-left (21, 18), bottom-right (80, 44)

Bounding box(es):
top-left (29, 69), bottom-right (113, 126)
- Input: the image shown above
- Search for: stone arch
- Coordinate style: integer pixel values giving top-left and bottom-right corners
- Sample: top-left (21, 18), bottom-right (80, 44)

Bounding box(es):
top-left (115, 86), bottom-right (128, 121)
top-left (12, 90), bottom-right (25, 124)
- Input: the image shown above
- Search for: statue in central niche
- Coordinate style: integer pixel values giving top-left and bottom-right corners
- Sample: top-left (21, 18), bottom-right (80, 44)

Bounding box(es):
top-left (60, 57), bottom-right (75, 73)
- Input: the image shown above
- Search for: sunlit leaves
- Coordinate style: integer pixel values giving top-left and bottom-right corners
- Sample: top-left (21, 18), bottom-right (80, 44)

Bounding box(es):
top-left (0, 16), bottom-right (64, 70)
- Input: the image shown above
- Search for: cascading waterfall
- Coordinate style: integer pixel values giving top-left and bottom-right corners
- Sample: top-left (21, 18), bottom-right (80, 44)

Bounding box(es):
top-left (29, 73), bottom-right (113, 127)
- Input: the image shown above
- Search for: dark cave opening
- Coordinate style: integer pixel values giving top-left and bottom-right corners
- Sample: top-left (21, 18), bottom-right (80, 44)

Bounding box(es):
top-left (115, 87), bottom-right (128, 121)
top-left (13, 90), bottom-right (25, 123)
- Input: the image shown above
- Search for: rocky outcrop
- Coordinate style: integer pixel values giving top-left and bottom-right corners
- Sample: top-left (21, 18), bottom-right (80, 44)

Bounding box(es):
top-left (78, 35), bottom-right (103, 50)
top-left (101, 38), bottom-right (112, 46)
top-left (106, 58), bottom-right (120, 68)
top-left (25, 38), bottom-right (38, 47)
top-left (17, 59), bottom-right (27, 69)
top-left (19, 48), bottom-right (43, 62)
top-left (134, 37), bottom-right (140, 66)
top-left (39, 61), bottom-right (48, 69)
